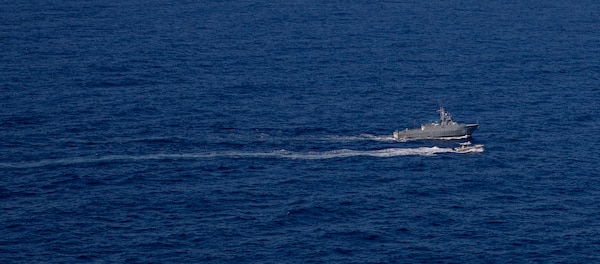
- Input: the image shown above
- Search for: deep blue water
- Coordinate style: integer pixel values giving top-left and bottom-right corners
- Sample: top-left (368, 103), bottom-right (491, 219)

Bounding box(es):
top-left (2, 0), bottom-right (600, 262)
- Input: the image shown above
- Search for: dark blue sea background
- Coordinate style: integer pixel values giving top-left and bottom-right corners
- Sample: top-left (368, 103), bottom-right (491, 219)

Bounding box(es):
top-left (2, 0), bottom-right (599, 262)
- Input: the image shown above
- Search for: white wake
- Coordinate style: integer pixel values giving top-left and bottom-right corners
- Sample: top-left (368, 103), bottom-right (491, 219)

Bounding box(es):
top-left (0, 147), bottom-right (457, 169)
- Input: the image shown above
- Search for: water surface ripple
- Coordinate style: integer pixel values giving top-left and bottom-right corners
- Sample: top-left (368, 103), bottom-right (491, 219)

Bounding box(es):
top-left (1, 0), bottom-right (599, 262)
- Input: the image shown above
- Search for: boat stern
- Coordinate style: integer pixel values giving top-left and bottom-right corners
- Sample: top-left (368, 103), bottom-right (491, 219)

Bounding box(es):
top-left (393, 130), bottom-right (401, 140)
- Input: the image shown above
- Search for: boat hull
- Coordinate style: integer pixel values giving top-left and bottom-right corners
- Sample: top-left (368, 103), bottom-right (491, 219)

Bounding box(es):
top-left (454, 144), bottom-right (484, 153)
top-left (394, 124), bottom-right (478, 140)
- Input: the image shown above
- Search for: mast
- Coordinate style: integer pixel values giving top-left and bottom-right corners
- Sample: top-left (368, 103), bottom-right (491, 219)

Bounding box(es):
top-left (438, 107), bottom-right (447, 126)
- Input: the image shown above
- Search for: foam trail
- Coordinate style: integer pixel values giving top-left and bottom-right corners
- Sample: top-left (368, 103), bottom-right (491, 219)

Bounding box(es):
top-left (0, 147), bottom-right (456, 169)
top-left (438, 135), bottom-right (471, 140)
top-left (266, 134), bottom-right (397, 143)
top-left (282, 147), bottom-right (454, 159)
top-left (355, 134), bottom-right (398, 142)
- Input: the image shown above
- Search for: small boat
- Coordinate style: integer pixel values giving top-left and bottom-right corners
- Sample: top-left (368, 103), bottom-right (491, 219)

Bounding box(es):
top-left (393, 107), bottom-right (478, 140)
top-left (453, 141), bottom-right (484, 153)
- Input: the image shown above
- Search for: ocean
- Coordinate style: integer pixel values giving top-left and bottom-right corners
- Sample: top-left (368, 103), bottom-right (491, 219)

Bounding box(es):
top-left (1, 0), bottom-right (599, 262)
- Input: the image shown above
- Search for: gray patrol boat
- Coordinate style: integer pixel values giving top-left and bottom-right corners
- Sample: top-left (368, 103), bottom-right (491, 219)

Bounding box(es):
top-left (393, 107), bottom-right (478, 140)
